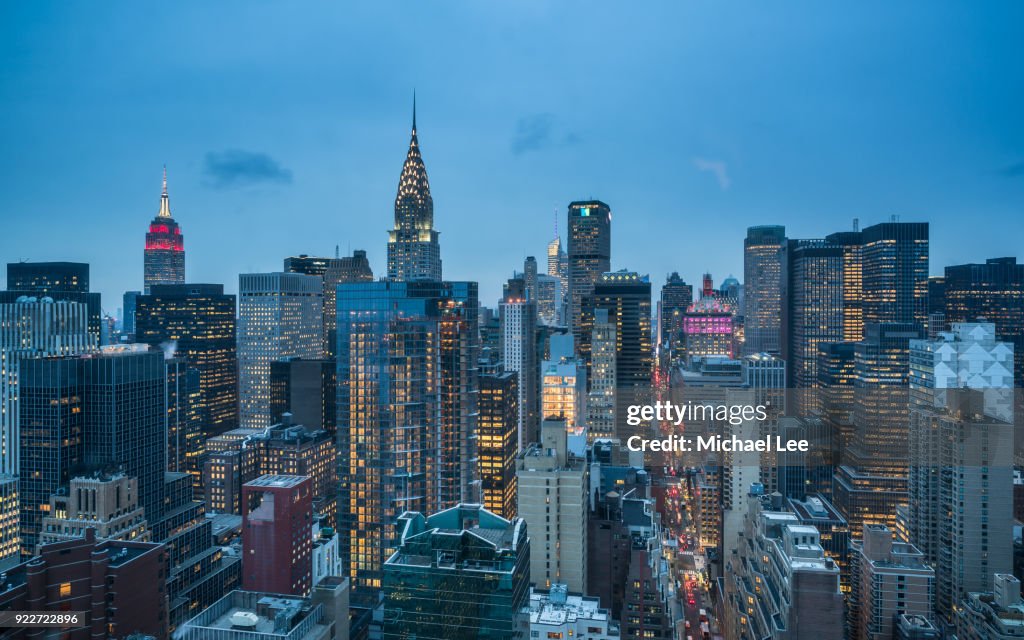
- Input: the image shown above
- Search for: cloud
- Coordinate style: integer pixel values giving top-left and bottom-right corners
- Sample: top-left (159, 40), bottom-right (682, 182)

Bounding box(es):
top-left (511, 114), bottom-right (580, 155)
top-left (693, 157), bottom-right (731, 190)
top-left (998, 160), bottom-right (1024, 178)
top-left (202, 149), bottom-right (293, 189)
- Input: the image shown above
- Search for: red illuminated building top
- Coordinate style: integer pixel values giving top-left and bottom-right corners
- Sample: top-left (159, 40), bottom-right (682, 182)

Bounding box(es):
top-left (146, 167), bottom-right (184, 252)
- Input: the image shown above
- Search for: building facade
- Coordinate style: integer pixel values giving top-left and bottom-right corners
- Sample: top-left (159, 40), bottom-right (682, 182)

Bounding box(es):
top-left (382, 504), bottom-right (530, 640)
top-left (335, 279), bottom-right (479, 602)
top-left (479, 371), bottom-right (518, 520)
top-left (567, 200), bottom-right (611, 350)
top-left (135, 283), bottom-right (239, 435)
top-left (242, 475), bottom-right (314, 596)
top-left (907, 322), bottom-right (1014, 621)
top-left (516, 420), bottom-right (587, 593)
top-left (743, 225), bottom-right (786, 356)
top-left (238, 272), bottom-right (324, 429)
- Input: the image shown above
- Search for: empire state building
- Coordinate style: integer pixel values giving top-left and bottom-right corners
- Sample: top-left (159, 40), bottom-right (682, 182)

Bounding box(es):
top-left (386, 99), bottom-right (442, 282)
top-left (144, 167), bottom-right (185, 293)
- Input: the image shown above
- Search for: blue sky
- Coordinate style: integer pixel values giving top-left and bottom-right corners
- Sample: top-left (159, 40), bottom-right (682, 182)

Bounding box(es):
top-left (1, 2), bottom-right (1022, 310)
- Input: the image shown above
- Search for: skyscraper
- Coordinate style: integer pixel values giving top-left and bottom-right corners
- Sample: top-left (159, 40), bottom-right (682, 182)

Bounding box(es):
top-left (567, 200), bottom-right (611, 351)
top-left (382, 504), bottom-right (530, 639)
top-left (501, 297), bottom-right (538, 450)
top-left (534, 273), bottom-right (564, 326)
top-left (587, 308), bottom-right (617, 441)
top-left (144, 167), bottom-right (185, 294)
top-left (834, 323), bottom-right (923, 538)
top-left (387, 100), bottom-right (441, 282)
top-left (860, 221), bottom-right (929, 327)
top-left (0, 298), bottom-right (96, 476)
top-left (658, 272), bottom-right (693, 364)
top-left (524, 256), bottom-right (538, 301)
top-left (238, 272), bottom-right (324, 429)
top-left (582, 270), bottom-right (652, 442)
top-left (478, 371), bottom-right (518, 520)
top-left (547, 225), bottom-right (568, 296)
top-left (283, 254), bottom-right (331, 276)
top-left (743, 225), bottom-right (786, 356)
top-left (816, 341), bottom-right (857, 465)
top-left (241, 474), bottom-right (314, 596)
top-left (825, 229), bottom-right (865, 341)
top-left (269, 357), bottom-right (336, 435)
top-left (165, 356), bottom-right (202, 481)
top-left (3, 261), bottom-right (102, 340)
top-left (908, 322), bottom-right (1014, 621)
top-left (122, 290), bottom-right (140, 341)
top-left (81, 346), bottom-right (168, 524)
top-left (135, 283), bottom-right (239, 435)
top-left (0, 300), bottom-right (90, 559)
top-left (19, 345), bottom-right (167, 553)
top-left (335, 279), bottom-right (479, 601)
top-left (517, 420), bottom-right (587, 593)
top-left (943, 257), bottom-right (1024, 386)
top-left (17, 355), bottom-right (84, 555)
top-left (781, 239), bottom-right (845, 413)
top-left (847, 323), bottom-right (925, 477)
top-left (323, 249), bottom-right (374, 357)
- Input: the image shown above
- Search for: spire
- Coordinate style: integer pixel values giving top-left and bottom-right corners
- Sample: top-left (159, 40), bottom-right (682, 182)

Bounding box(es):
top-left (158, 165), bottom-right (172, 218)
top-left (395, 96), bottom-right (431, 212)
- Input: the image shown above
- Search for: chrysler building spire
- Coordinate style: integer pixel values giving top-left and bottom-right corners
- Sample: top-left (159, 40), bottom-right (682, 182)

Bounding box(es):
top-left (387, 96), bottom-right (441, 282)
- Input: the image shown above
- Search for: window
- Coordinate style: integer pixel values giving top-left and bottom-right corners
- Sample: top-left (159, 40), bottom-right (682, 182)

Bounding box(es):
top-left (59, 582), bottom-right (71, 597)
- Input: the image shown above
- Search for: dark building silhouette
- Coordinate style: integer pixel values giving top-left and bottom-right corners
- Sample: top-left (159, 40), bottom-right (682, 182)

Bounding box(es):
top-left (135, 283), bottom-right (239, 436)
top-left (323, 249), bottom-right (374, 357)
top-left (860, 221), bottom-right (929, 327)
top-left (18, 356), bottom-right (86, 555)
top-left (744, 225), bottom-right (786, 356)
top-left (166, 357), bottom-right (202, 483)
top-left (581, 271), bottom-right (652, 441)
top-left (283, 254), bottom-right (331, 276)
top-left (3, 261), bottom-right (102, 340)
top-left (479, 371), bottom-right (518, 520)
top-left (269, 358), bottom-right (336, 436)
top-left (781, 239), bottom-right (845, 414)
top-left (658, 271), bottom-right (693, 365)
top-left (567, 200), bottom-right (611, 353)
top-left (834, 323), bottom-right (924, 538)
top-left (82, 347), bottom-right (168, 523)
top-left (144, 168), bottom-right (185, 293)
top-left (944, 257), bottom-right (1024, 386)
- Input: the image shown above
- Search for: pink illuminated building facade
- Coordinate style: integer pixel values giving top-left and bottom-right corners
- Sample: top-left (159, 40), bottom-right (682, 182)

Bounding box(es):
top-left (683, 296), bottom-right (736, 361)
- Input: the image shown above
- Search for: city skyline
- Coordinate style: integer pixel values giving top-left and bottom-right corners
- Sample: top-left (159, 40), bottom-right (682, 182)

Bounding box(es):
top-left (2, 2), bottom-right (1023, 307)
